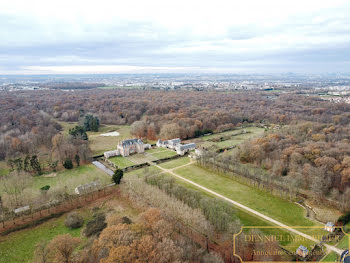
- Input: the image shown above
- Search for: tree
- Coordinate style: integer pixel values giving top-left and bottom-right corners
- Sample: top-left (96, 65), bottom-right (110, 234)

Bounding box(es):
top-left (23, 155), bottom-right (30, 172)
top-left (63, 158), bottom-right (73, 169)
top-left (30, 155), bottom-right (42, 175)
top-left (68, 126), bottom-right (88, 140)
top-left (82, 114), bottom-right (99, 132)
top-left (1, 172), bottom-right (33, 209)
top-left (74, 154), bottom-right (80, 167)
top-left (45, 234), bottom-right (80, 263)
top-left (84, 213), bottom-right (107, 237)
top-left (112, 169), bottom-right (124, 184)
top-left (130, 120), bottom-right (147, 138)
top-left (65, 212), bottom-right (84, 229)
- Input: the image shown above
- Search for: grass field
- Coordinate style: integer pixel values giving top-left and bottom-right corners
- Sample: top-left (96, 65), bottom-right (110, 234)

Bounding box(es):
top-left (146, 147), bottom-right (168, 153)
top-left (138, 168), bottom-right (315, 251)
top-left (109, 156), bottom-right (135, 168)
top-left (150, 150), bottom-right (178, 159)
top-left (0, 194), bottom-right (140, 263)
top-left (57, 120), bottom-right (132, 155)
top-left (0, 214), bottom-right (85, 263)
top-left (321, 251), bottom-right (338, 262)
top-left (126, 165), bottom-right (162, 176)
top-left (0, 164), bottom-right (112, 204)
top-left (173, 164), bottom-right (322, 233)
top-left (34, 164), bottom-right (111, 193)
top-left (189, 126), bottom-right (265, 149)
top-left (158, 157), bottom-right (191, 169)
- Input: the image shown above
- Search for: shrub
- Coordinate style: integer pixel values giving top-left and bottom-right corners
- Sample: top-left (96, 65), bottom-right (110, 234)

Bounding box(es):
top-left (84, 213), bottom-right (107, 237)
top-left (122, 216), bottom-right (132, 224)
top-left (63, 158), bottom-right (74, 169)
top-left (40, 185), bottom-right (50, 191)
top-left (65, 212), bottom-right (84, 229)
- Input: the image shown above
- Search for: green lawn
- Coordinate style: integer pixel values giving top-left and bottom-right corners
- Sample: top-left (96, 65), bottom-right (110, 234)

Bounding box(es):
top-left (152, 172), bottom-right (315, 251)
top-left (150, 150), bottom-right (178, 159)
top-left (321, 251), bottom-right (338, 262)
top-left (10, 164), bottom-right (112, 201)
top-left (109, 156), bottom-right (135, 168)
top-left (125, 166), bottom-right (162, 176)
top-left (337, 234), bottom-right (349, 250)
top-left (146, 147), bottom-right (168, 153)
top-left (158, 157), bottom-right (191, 169)
top-left (0, 214), bottom-right (86, 263)
top-left (173, 165), bottom-right (321, 233)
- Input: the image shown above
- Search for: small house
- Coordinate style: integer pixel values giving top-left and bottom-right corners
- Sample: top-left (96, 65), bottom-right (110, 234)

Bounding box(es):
top-left (168, 138), bottom-right (181, 149)
top-left (325, 222), bottom-right (335, 232)
top-left (296, 245), bottom-right (308, 258)
top-left (75, 181), bottom-right (100, 195)
top-left (104, 149), bottom-right (120, 159)
top-left (176, 143), bottom-right (196, 155)
top-left (156, 139), bottom-right (168, 148)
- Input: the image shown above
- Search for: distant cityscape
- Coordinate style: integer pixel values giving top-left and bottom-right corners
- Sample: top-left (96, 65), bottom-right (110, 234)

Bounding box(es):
top-left (1, 73), bottom-right (350, 104)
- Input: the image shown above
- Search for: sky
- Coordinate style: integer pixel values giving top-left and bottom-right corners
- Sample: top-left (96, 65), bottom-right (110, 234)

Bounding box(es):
top-left (0, 0), bottom-right (350, 74)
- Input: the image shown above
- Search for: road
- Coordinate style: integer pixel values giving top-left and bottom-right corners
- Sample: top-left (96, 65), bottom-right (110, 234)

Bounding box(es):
top-left (154, 162), bottom-right (344, 255)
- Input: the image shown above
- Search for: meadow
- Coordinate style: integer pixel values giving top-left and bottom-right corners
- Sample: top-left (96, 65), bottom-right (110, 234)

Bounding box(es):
top-left (188, 126), bottom-right (265, 149)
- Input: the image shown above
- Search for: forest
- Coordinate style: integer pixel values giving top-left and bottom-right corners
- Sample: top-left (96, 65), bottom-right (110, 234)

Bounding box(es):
top-left (1, 88), bottom-right (350, 209)
top-left (1, 87), bottom-right (350, 262)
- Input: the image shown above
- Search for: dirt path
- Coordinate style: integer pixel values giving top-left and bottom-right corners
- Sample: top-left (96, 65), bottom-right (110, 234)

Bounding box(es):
top-left (154, 163), bottom-right (344, 255)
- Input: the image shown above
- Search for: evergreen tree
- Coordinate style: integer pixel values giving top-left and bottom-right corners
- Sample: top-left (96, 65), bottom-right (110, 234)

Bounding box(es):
top-left (63, 158), bottom-right (74, 169)
top-left (112, 169), bottom-right (124, 184)
top-left (24, 155), bottom-right (30, 172)
top-left (30, 155), bottom-right (42, 175)
top-left (69, 125), bottom-right (88, 140)
top-left (74, 154), bottom-right (80, 167)
top-left (82, 114), bottom-right (100, 132)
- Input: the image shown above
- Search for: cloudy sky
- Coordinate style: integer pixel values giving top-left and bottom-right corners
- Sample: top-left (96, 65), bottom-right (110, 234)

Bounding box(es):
top-left (1, 0), bottom-right (350, 74)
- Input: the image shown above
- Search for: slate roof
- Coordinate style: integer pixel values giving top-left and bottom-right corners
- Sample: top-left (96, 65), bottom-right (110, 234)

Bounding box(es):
top-left (168, 138), bottom-right (181, 145)
top-left (179, 143), bottom-right (196, 151)
top-left (120, 139), bottom-right (143, 147)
